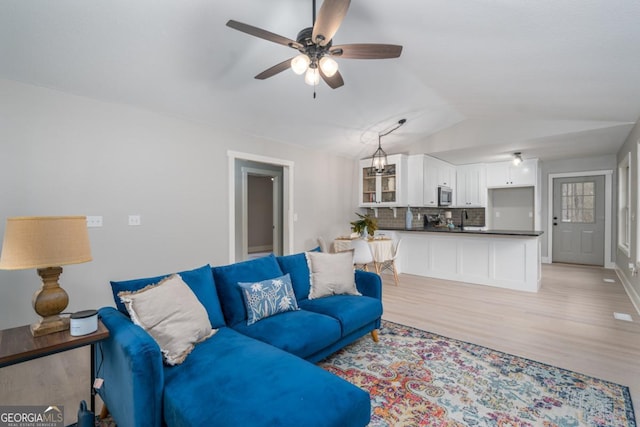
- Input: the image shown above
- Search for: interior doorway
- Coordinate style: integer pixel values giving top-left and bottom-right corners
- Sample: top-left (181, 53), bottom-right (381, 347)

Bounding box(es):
top-left (551, 175), bottom-right (605, 266)
top-left (228, 151), bottom-right (294, 263)
top-left (244, 169), bottom-right (282, 259)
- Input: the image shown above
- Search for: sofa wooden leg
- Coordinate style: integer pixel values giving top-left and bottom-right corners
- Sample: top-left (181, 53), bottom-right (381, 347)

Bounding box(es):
top-left (370, 329), bottom-right (379, 342)
top-left (99, 404), bottom-right (110, 420)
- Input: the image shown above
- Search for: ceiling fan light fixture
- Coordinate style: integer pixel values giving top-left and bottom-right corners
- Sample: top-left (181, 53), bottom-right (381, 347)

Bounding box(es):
top-left (304, 67), bottom-right (320, 86)
top-left (319, 56), bottom-right (338, 77)
top-left (291, 54), bottom-right (311, 75)
top-left (513, 152), bottom-right (523, 166)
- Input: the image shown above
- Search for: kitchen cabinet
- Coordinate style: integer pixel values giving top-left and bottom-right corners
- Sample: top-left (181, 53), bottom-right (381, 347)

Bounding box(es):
top-left (406, 155), bottom-right (456, 207)
top-left (456, 163), bottom-right (487, 207)
top-left (397, 231), bottom-right (542, 292)
top-left (424, 156), bottom-right (455, 206)
top-left (359, 154), bottom-right (407, 207)
top-left (436, 161), bottom-right (455, 188)
top-left (407, 155), bottom-right (425, 206)
top-left (486, 159), bottom-right (537, 188)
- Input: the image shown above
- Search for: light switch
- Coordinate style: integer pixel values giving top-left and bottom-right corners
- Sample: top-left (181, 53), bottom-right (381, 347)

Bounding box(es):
top-left (495, 211), bottom-right (501, 218)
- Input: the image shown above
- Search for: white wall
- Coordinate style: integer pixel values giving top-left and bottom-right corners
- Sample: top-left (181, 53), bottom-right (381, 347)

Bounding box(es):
top-left (0, 79), bottom-right (359, 329)
top-left (615, 120), bottom-right (640, 313)
top-left (488, 187), bottom-right (534, 230)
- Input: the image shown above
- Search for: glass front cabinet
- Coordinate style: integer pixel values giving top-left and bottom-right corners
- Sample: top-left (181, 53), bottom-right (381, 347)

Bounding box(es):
top-left (359, 154), bottom-right (407, 207)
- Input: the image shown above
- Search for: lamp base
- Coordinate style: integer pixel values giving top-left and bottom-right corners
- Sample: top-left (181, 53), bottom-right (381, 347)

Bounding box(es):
top-left (30, 266), bottom-right (70, 337)
top-left (30, 315), bottom-right (70, 337)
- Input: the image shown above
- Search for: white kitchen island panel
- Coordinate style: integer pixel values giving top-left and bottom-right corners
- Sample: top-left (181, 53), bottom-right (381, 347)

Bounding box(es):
top-left (397, 231), bottom-right (541, 292)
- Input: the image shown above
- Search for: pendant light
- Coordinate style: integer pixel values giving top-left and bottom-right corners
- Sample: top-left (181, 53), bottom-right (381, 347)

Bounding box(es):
top-left (371, 118), bottom-right (407, 174)
top-left (371, 135), bottom-right (387, 173)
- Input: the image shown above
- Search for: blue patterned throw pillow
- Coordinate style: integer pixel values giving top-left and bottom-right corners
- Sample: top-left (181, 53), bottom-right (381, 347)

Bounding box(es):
top-left (238, 273), bottom-right (299, 325)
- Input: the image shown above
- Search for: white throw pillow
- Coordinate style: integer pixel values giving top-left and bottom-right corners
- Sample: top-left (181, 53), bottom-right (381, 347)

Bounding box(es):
top-left (119, 274), bottom-right (217, 365)
top-left (305, 251), bottom-right (361, 299)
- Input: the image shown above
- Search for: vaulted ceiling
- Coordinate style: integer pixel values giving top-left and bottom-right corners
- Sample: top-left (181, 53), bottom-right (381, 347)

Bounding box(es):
top-left (1, 0), bottom-right (639, 164)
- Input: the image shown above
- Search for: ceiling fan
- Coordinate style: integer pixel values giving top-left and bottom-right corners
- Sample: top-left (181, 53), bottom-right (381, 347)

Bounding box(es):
top-left (226, 0), bottom-right (403, 91)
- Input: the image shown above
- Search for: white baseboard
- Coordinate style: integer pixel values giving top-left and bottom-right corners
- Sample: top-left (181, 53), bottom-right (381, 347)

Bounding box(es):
top-left (614, 265), bottom-right (640, 316)
top-left (248, 245), bottom-right (273, 253)
top-left (541, 257), bottom-right (551, 264)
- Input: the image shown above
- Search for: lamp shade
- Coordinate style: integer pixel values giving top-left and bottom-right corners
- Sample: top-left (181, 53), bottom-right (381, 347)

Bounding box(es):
top-left (0, 216), bottom-right (92, 270)
top-left (291, 54), bottom-right (311, 75)
top-left (304, 67), bottom-right (320, 86)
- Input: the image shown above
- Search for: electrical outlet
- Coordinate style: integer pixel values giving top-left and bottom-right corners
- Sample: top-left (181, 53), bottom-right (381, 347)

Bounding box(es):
top-left (128, 215), bottom-right (141, 226)
top-left (86, 216), bottom-right (103, 228)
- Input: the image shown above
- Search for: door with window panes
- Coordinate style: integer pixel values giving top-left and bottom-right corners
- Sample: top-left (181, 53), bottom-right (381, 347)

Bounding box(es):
top-left (552, 176), bottom-right (605, 265)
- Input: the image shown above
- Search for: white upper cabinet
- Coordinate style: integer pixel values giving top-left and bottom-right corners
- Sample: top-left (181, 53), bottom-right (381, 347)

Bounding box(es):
top-left (423, 157), bottom-right (441, 207)
top-left (406, 155), bottom-right (456, 207)
top-left (486, 159), bottom-right (537, 188)
top-left (407, 155), bottom-right (425, 206)
top-left (436, 161), bottom-right (455, 188)
top-left (359, 154), bottom-right (407, 207)
top-left (456, 164), bottom-right (487, 207)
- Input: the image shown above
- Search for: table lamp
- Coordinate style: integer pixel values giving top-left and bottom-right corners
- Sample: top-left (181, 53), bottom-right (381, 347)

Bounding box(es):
top-left (0, 216), bottom-right (92, 336)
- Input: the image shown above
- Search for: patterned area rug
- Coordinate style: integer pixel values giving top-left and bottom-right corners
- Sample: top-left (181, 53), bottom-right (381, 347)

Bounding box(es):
top-left (319, 320), bottom-right (636, 427)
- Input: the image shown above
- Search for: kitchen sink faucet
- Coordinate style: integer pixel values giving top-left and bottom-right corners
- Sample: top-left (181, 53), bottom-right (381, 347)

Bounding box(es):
top-left (461, 209), bottom-right (468, 230)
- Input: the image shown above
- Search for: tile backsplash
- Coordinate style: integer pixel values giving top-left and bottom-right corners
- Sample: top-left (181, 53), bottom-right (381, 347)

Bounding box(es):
top-left (366, 207), bottom-right (485, 229)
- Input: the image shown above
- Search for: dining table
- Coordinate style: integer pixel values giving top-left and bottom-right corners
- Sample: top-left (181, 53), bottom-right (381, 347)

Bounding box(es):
top-left (333, 236), bottom-right (395, 267)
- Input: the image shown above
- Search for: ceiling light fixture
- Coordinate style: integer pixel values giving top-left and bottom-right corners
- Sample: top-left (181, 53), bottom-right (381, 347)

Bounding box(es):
top-left (304, 66), bottom-right (320, 86)
top-left (292, 54), bottom-right (339, 82)
top-left (291, 54), bottom-right (311, 75)
top-left (371, 118), bottom-right (407, 174)
top-left (513, 152), bottom-right (523, 166)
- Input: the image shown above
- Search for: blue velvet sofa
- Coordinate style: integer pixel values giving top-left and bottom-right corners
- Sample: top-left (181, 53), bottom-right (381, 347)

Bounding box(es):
top-left (95, 252), bottom-right (383, 427)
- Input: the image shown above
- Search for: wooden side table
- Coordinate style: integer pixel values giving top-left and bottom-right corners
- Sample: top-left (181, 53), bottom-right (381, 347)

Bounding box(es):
top-left (0, 320), bottom-right (109, 412)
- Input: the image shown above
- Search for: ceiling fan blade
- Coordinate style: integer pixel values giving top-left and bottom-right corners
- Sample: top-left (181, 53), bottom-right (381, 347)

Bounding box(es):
top-left (255, 58), bottom-right (294, 80)
top-left (312, 0), bottom-right (351, 46)
top-left (330, 44), bottom-right (403, 59)
top-left (227, 20), bottom-right (302, 50)
top-left (320, 69), bottom-right (344, 89)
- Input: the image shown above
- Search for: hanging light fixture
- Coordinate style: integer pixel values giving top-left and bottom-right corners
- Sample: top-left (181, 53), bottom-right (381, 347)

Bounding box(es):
top-left (513, 152), bottom-right (523, 166)
top-left (371, 118), bottom-right (407, 174)
top-left (371, 134), bottom-right (388, 173)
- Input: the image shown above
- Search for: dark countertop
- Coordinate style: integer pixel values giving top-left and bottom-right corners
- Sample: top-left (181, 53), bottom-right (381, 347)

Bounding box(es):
top-left (381, 227), bottom-right (544, 237)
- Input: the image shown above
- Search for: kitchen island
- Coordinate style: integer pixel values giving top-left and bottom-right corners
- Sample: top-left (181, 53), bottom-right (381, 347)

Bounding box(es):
top-left (382, 228), bottom-right (543, 292)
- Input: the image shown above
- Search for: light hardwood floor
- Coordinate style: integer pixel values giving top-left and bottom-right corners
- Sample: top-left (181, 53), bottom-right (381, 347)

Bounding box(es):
top-left (1, 263), bottom-right (638, 424)
top-left (380, 262), bottom-right (640, 412)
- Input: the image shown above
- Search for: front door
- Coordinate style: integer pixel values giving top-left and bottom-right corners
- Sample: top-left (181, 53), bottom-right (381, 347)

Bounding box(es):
top-left (552, 175), bottom-right (605, 266)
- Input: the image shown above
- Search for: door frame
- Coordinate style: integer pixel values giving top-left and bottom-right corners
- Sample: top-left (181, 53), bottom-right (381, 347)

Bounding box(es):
top-left (546, 170), bottom-right (613, 268)
top-left (228, 151), bottom-right (294, 263)
top-left (242, 168), bottom-right (282, 258)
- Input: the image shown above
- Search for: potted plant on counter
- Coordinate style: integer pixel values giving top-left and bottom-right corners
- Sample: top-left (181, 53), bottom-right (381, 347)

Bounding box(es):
top-left (350, 213), bottom-right (378, 238)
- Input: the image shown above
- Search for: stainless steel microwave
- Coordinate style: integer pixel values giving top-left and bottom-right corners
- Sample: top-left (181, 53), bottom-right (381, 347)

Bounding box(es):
top-left (438, 186), bottom-right (452, 206)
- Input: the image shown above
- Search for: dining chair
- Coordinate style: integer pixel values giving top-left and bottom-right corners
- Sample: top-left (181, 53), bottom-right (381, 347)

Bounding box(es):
top-left (376, 239), bottom-right (402, 286)
top-left (351, 238), bottom-right (374, 271)
top-left (317, 236), bottom-right (329, 253)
